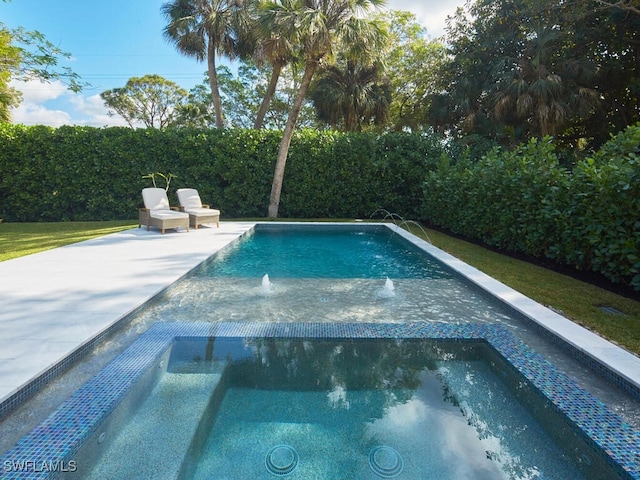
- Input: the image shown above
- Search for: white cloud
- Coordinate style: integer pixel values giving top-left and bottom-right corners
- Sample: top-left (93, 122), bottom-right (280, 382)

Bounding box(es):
top-left (9, 79), bottom-right (128, 127)
top-left (69, 93), bottom-right (107, 116)
top-left (69, 93), bottom-right (130, 127)
top-left (9, 79), bottom-right (74, 126)
top-left (385, 0), bottom-right (466, 37)
top-left (10, 78), bottom-right (69, 104)
top-left (11, 102), bottom-right (72, 128)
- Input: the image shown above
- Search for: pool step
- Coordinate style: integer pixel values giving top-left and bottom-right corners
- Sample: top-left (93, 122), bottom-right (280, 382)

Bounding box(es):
top-left (80, 368), bottom-right (224, 480)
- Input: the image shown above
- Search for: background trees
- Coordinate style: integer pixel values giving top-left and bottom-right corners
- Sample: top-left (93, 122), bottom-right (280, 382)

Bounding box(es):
top-left (430, 0), bottom-right (639, 151)
top-left (380, 11), bottom-right (447, 132)
top-left (101, 75), bottom-right (188, 129)
top-left (309, 57), bottom-right (390, 132)
top-left (162, 0), bottom-right (246, 128)
top-left (259, 0), bottom-right (387, 218)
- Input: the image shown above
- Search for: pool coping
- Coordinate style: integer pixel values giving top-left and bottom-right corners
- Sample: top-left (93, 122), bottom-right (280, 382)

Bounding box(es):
top-left (1, 321), bottom-right (638, 479)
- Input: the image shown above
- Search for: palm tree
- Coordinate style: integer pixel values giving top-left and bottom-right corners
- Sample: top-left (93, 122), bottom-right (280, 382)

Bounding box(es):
top-left (226, 0), bottom-right (292, 129)
top-left (493, 27), bottom-right (599, 137)
top-left (259, 0), bottom-right (387, 218)
top-left (309, 58), bottom-right (390, 132)
top-left (251, 34), bottom-right (297, 129)
top-left (161, 0), bottom-right (246, 128)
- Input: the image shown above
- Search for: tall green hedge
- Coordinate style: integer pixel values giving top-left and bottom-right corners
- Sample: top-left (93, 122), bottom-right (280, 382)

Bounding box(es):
top-left (1, 122), bottom-right (638, 289)
top-left (423, 123), bottom-right (640, 290)
top-left (0, 125), bottom-right (444, 222)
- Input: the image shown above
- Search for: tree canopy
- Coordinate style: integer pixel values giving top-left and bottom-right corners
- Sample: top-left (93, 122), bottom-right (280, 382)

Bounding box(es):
top-left (100, 74), bottom-right (188, 129)
top-left (429, 0), bottom-right (640, 151)
top-left (0, 16), bottom-right (85, 121)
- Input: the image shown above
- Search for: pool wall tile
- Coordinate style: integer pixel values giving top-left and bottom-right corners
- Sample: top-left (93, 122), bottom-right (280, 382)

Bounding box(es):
top-left (1, 322), bottom-right (638, 480)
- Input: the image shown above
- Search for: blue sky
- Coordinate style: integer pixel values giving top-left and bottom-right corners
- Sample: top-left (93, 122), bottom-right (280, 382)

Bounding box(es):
top-left (1, 0), bottom-right (464, 127)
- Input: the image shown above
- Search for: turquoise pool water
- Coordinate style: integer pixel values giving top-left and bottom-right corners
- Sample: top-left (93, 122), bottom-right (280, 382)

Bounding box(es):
top-left (139, 225), bottom-right (522, 327)
top-left (205, 227), bottom-right (446, 279)
top-left (124, 224), bottom-right (639, 432)
top-left (77, 335), bottom-right (623, 479)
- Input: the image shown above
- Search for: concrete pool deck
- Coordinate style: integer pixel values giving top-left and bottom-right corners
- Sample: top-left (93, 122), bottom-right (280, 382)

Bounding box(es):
top-left (0, 220), bottom-right (639, 413)
top-left (0, 222), bottom-right (256, 408)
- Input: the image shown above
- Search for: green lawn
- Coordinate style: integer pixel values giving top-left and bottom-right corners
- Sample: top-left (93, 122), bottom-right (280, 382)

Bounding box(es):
top-left (1, 219), bottom-right (638, 355)
top-left (0, 220), bottom-right (137, 261)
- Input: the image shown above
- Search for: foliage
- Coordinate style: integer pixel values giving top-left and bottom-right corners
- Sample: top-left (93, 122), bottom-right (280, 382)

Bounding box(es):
top-left (423, 123), bottom-right (640, 290)
top-left (214, 62), bottom-right (317, 129)
top-left (100, 74), bottom-right (188, 128)
top-left (161, 0), bottom-right (246, 128)
top-left (142, 172), bottom-right (177, 192)
top-left (173, 81), bottom-right (217, 128)
top-left (259, 0), bottom-right (388, 217)
top-left (309, 58), bottom-right (391, 132)
top-left (2, 122), bottom-right (638, 289)
top-left (0, 24), bottom-right (86, 92)
top-left (0, 27), bottom-right (20, 122)
top-left (377, 10), bottom-right (448, 132)
top-left (0, 124), bottom-right (445, 222)
top-left (0, 22), bottom-right (86, 120)
top-left (555, 124), bottom-right (640, 288)
top-left (429, 0), bottom-right (640, 150)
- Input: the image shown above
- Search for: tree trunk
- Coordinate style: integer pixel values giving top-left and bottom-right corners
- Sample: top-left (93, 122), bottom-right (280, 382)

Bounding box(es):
top-left (254, 62), bottom-right (283, 129)
top-left (267, 61), bottom-right (317, 218)
top-left (207, 38), bottom-right (224, 128)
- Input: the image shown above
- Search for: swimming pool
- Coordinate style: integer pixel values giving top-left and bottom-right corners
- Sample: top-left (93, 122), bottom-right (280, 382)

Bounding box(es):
top-left (3, 322), bottom-right (638, 479)
top-left (1, 223), bottom-right (639, 478)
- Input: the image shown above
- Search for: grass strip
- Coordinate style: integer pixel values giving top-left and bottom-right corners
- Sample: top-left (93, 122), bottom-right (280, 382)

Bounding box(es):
top-left (415, 226), bottom-right (640, 356)
top-left (0, 221), bottom-right (137, 261)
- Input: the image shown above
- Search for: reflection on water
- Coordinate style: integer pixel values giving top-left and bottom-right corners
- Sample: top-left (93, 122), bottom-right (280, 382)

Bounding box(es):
top-left (129, 273), bottom-right (640, 432)
top-left (166, 338), bottom-right (602, 480)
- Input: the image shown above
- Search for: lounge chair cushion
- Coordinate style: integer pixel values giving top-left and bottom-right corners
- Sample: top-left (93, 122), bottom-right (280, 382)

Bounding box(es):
top-left (139, 187), bottom-right (189, 234)
top-left (148, 209), bottom-right (189, 220)
top-left (142, 188), bottom-right (172, 211)
top-left (176, 188), bottom-right (204, 210)
top-left (176, 188), bottom-right (221, 228)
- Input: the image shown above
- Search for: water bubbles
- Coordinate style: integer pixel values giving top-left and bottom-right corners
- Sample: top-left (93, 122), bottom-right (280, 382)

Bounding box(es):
top-left (377, 277), bottom-right (396, 299)
top-left (260, 274), bottom-right (275, 295)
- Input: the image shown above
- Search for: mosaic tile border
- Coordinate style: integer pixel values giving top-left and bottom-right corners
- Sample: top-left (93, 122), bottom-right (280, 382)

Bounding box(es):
top-left (511, 311), bottom-right (640, 400)
top-left (0, 312), bottom-right (135, 422)
top-left (1, 322), bottom-right (637, 480)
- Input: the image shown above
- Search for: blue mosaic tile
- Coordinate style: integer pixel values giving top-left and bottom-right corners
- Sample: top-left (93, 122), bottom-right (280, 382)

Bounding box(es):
top-left (1, 322), bottom-right (638, 479)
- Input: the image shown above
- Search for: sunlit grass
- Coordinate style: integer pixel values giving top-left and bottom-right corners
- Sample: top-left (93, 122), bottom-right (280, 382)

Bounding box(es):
top-left (0, 221), bottom-right (137, 261)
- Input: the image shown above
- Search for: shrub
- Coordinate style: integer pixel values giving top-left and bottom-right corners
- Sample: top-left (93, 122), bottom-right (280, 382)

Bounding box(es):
top-left (0, 125), bottom-right (446, 221)
top-left (423, 123), bottom-right (640, 290)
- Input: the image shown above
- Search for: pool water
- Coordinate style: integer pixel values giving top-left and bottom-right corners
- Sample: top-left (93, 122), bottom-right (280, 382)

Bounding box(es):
top-left (80, 337), bottom-right (619, 480)
top-left (130, 225), bottom-right (638, 434)
top-left (139, 225), bottom-right (521, 326)
top-left (206, 227), bottom-right (447, 279)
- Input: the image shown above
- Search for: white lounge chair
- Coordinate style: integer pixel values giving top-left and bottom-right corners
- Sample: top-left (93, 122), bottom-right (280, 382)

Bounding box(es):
top-left (139, 187), bottom-right (189, 234)
top-left (176, 188), bottom-right (220, 229)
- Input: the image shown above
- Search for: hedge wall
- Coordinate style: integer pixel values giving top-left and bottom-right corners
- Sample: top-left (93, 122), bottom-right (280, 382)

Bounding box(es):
top-left (1, 122), bottom-right (638, 290)
top-left (0, 125), bottom-right (444, 222)
top-left (422, 123), bottom-right (640, 291)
